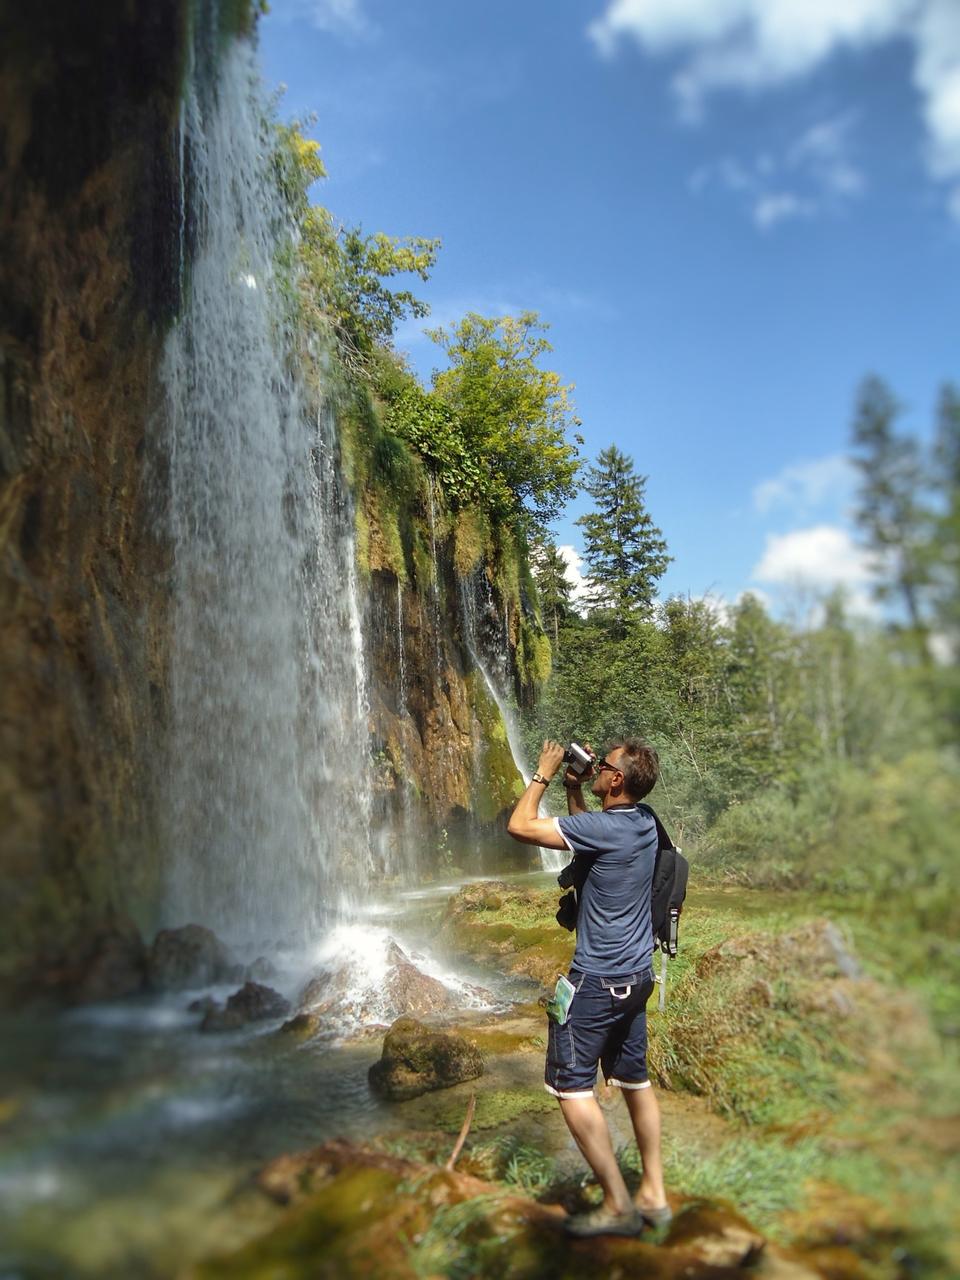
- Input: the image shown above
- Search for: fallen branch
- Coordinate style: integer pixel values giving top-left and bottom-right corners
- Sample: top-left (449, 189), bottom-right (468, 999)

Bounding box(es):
top-left (444, 1093), bottom-right (476, 1171)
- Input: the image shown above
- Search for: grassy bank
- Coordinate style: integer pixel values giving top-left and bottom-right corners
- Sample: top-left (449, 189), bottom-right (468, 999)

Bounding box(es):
top-left (438, 878), bottom-right (959, 1278)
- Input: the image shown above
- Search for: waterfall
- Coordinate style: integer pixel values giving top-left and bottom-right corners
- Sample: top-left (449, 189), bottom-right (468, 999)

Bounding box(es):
top-left (395, 578), bottom-right (407, 714)
top-left (158, 19), bottom-right (372, 953)
top-left (459, 571), bottom-right (563, 871)
top-left (425, 473), bottom-right (445, 682)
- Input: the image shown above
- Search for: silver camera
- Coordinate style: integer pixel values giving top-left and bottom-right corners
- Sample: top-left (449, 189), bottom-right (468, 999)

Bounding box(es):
top-left (562, 741), bottom-right (595, 776)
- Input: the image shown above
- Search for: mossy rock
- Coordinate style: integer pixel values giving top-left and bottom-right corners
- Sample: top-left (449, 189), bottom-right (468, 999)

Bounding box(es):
top-left (441, 885), bottom-right (575, 983)
top-left (368, 1017), bottom-right (483, 1101)
top-left (428, 1087), bottom-right (555, 1133)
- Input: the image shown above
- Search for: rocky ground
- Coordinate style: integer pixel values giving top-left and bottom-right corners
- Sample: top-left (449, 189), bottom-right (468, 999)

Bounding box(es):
top-left (184, 882), bottom-right (958, 1280)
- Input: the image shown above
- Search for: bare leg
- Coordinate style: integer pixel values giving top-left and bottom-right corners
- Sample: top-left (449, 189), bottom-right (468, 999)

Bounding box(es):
top-left (558, 1096), bottom-right (633, 1215)
top-left (622, 1086), bottom-right (668, 1209)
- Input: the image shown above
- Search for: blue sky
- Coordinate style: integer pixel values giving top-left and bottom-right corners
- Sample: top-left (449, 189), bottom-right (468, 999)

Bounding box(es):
top-left (258, 0), bottom-right (959, 615)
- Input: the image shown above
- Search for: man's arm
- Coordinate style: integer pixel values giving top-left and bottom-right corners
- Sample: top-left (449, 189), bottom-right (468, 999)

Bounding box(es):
top-left (564, 778), bottom-right (589, 815)
top-left (506, 740), bottom-right (570, 848)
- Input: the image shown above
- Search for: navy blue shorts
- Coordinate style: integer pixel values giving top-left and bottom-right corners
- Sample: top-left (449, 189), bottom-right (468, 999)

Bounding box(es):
top-left (544, 967), bottom-right (656, 1099)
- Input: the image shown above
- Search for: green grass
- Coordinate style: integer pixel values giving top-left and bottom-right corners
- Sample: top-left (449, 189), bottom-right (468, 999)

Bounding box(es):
top-left (436, 878), bottom-right (960, 1276)
top-left (622, 1131), bottom-right (825, 1232)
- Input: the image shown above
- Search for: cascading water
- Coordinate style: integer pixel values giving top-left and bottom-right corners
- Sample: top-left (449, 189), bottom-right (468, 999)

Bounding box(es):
top-left (459, 570), bottom-right (565, 871)
top-left (159, 16), bottom-right (373, 953)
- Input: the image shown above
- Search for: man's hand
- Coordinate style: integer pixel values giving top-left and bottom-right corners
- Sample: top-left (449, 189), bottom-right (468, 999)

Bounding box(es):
top-left (536, 739), bottom-right (566, 783)
top-left (506, 738), bottom-right (570, 849)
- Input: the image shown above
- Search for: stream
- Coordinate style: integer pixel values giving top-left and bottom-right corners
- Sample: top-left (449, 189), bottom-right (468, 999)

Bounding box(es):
top-left (0, 870), bottom-right (555, 1280)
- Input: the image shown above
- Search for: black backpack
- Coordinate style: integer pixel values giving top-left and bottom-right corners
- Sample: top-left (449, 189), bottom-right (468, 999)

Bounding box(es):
top-left (638, 804), bottom-right (689, 957)
top-left (555, 804), bottom-right (689, 956)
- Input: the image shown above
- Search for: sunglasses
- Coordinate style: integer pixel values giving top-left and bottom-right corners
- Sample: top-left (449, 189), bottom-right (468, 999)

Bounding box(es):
top-left (596, 758), bottom-right (622, 775)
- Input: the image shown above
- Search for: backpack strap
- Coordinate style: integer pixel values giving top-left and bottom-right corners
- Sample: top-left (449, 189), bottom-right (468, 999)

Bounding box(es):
top-left (635, 802), bottom-right (676, 854)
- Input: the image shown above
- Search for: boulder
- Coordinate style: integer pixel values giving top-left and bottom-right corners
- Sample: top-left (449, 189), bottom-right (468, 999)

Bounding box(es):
top-left (667, 1203), bottom-right (766, 1267)
top-left (382, 943), bottom-right (456, 1018)
top-left (201, 981), bottom-right (290, 1032)
top-left (188, 995), bottom-right (220, 1016)
top-left (293, 942), bottom-right (459, 1031)
top-left (368, 1016), bottom-right (483, 1100)
top-left (200, 1005), bottom-right (246, 1032)
top-left (146, 925), bottom-right (236, 991)
top-left (279, 1011), bottom-right (323, 1038)
top-left (296, 963), bottom-right (355, 1016)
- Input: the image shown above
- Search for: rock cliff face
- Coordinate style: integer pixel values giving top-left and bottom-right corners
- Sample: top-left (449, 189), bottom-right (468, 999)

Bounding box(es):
top-left (0, 2), bottom-right (186, 997)
top-left (0, 4), bottom-right (538, 1001)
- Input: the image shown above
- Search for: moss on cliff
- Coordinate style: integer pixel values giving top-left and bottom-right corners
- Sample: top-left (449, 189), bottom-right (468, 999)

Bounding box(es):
top-left (466, 674), bottom-right (526, 823)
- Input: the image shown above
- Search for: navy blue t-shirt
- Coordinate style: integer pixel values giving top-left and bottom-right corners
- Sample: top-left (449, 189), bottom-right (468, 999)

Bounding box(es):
top-left (555, 805), bottom-right (657, 978)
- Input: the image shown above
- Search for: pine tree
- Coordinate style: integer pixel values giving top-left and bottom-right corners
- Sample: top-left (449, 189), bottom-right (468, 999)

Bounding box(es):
top-left (931, 383), bottom-right (960, 651)
top-left (575, 445), bottom-right (670, 633)
top-left (530, 537), bottom-right (576, 648)
top-left (850, 376), bottom-right (930, 657)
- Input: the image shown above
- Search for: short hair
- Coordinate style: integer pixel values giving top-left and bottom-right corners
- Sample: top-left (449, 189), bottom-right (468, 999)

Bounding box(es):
top-left (609, 738), bottom-right (659, 800)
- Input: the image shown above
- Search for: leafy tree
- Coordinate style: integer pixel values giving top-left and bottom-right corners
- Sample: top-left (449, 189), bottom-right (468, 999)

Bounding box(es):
top-left (851, 376), bottom-right (930, 656)
top-left (575, 446), bottom-right (670, 634)
top-left (273, 122), bottom-right (439, 376)
top-left (428, 312), bottom-right (580, 530)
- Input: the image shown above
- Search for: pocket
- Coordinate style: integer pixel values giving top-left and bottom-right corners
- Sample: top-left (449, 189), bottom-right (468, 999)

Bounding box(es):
top-left (546, 1017), bottom-right (576, 1070)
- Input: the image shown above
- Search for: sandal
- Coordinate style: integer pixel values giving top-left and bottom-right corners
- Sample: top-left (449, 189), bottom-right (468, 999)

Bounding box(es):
top-left (564, 1205), bottom-right (646, 1238)
top-left (634, 1202), bottom-right (672, 1228)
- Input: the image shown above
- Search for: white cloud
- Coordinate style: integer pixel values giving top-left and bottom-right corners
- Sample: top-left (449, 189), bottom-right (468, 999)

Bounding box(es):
top-left (753, 191), bottom-right (815, 228)
top-left (590, 0), bottom-right (960, 220)
top-left (788, 111), bottom-right (866, 195)
top-left (752, 454), bottom-right (854, 514)
top-left (752, 524), bottom-right (881, 618)
top-left (690, 112), bottom-right (865, 229)
top-left (752, 524), bottom-right (872, 588)
top-left (557, 544), bottom-right (594, 607)
top-left (291, 0), bottom-right (374, 38)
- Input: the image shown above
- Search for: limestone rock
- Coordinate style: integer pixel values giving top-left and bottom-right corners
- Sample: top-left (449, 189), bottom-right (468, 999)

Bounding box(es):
top-left (147, 925), bottom-right (236, 991)
top-left (383, 942), bottom-right (456, 1018)
top-left (294, 941), bottom-right (458, 1032)
top-left (368, 1016), bottom-right (483, 1100)
top-left (668, 1202), bottom-right (766, 1267)
top-left (279, 1011), bottom-right (323, 1038)
top-left (201, 981), bottom-right (290, 1032)
top-left (697, 919), bottom-right (863, 982)
top-left (187, 995), bottom-right (219, 1016)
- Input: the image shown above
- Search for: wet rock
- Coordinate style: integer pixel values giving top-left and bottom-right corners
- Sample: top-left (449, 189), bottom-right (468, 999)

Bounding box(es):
top-left (224, 981), bottom-right (290, 1021)
top-left (146, 925), bottom-right (235, 991)
top-left (200, 982), bottom-right (289, 1032)
top-left (73, 922), bottom-right (147, 1003)
top-left (187, 995), bottom-right (220, 1016)
top-left (200, 1005), bottom-right (246, 1032)
top-left (294, 942), bottom-right (460, 1030)
top-left (368, 1015), bottom-right (483, 1100)
top-left (296, 964), bottom-right (348, 1012)
top-left (383, 942), bottom-right (456, 1018)
top-left (279, 1011), bottom-right (323, 1038)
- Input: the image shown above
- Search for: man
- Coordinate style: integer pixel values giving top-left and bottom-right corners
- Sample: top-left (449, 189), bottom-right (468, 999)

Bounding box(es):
top-left (507, 738), bottom-right (670, 1238)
